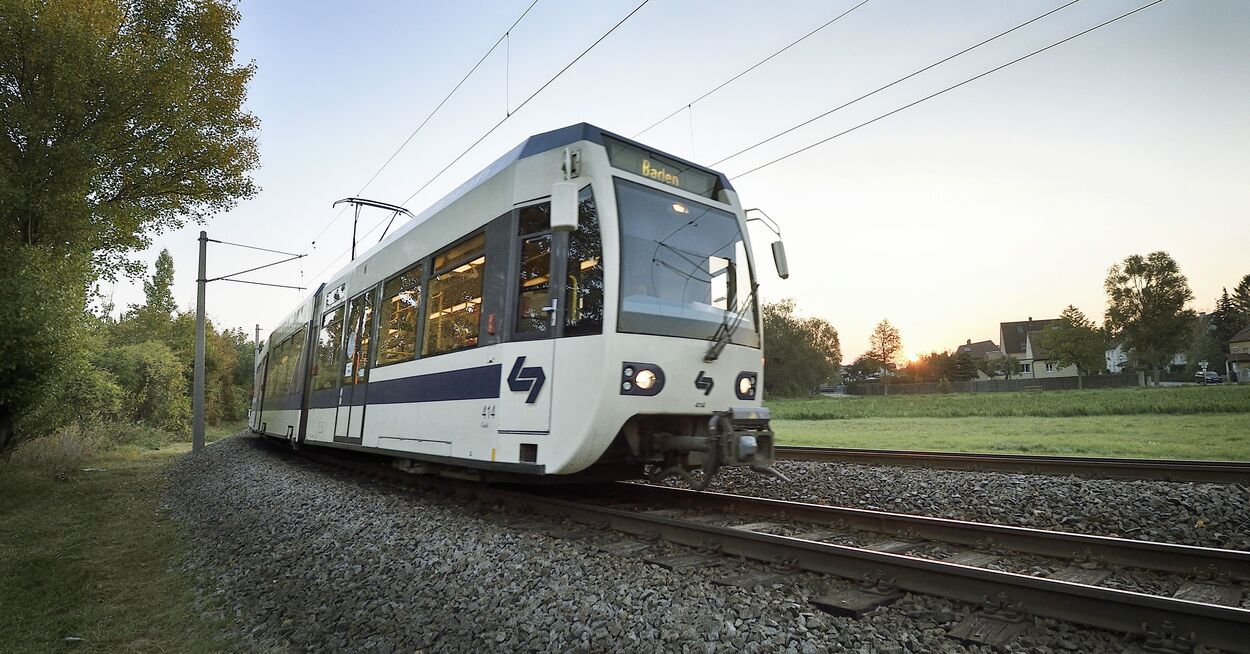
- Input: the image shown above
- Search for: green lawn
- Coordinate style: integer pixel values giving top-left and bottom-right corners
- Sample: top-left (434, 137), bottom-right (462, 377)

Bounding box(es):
top-left (774, 414), bottom-right (1250, 460)
top-left (0, 443), bottom-right (232, 653)
top-left (767, 385), bottom-right (1250, 460)
top-left (768, 384), bottom-right (1250, 419)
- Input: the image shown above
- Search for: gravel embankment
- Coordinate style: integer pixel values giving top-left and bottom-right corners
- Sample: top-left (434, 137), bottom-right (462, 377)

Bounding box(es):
top-left (704, 461), bottom-right (1250, 550)
top-left (165, 436), bottom-right (1146, 653)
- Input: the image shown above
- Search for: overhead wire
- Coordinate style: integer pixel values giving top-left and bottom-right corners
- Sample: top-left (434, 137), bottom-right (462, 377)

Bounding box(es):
top-left (712, 0), bottom-right (1083, 168)
top-left (730, 0), bottom-right (1165, 179)
top-left (397, 0), bottom-right (652, 208)
top-left (303, 0), bottom-right (652, 287)
top-left (632, 0), bottom-right (872, 138)
top-left (300, 0), bottom-right (543, 257)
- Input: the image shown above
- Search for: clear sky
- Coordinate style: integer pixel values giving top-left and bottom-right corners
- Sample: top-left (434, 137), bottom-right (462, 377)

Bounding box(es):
top-left (106, 0), bottom-right (1250, 362)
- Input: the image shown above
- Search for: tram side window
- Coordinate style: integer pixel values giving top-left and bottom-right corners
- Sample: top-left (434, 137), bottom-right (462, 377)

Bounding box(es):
top-left (313, 307), bottom-right (343, 391)
top-left (286, 327), bottom-right (307, 393)
top-left (343, 292), bottom-right (375, 386)
top-left (266, 337), bottom-right (290, 398)
top-left (377, 265), bottom-right (422, 366)
top-left (424, 233), bottom-right (486, 356)
top-left (516, 203), bottom-right (552, 336)
top-left (262, 343), bottom-right (280, 400)
top-left (565, 186), bottom-right (604, 336)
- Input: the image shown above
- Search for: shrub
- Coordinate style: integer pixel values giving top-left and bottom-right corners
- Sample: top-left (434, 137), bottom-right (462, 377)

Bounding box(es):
top-left (99, 341), bottom-right (190, 430)
top-left (3, 424), bottom-right (105, 477)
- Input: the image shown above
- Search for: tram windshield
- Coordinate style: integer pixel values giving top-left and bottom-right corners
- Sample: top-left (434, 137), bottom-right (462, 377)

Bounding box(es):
top-left (615, 178), bottom-right (759, 346)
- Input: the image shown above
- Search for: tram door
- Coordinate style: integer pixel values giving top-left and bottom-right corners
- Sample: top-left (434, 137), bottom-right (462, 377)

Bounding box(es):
top-left (334, 290), bottom-right (374, 444)
top-left (500, 203), bottom-right (563, 435)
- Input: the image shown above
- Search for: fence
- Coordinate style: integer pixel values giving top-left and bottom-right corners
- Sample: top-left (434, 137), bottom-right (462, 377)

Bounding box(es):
top-left (846, 373), bottom-right (1141, 396)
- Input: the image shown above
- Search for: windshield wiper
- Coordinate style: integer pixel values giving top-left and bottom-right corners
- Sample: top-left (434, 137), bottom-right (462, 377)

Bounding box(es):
top-left (704, 282), bottom-right (758, 362)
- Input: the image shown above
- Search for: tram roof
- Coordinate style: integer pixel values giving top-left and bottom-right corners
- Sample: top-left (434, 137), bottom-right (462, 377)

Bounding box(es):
top-left (325, 123), bottom-right (734, 298)
top-left (399, 123), bottom-right (734, 232)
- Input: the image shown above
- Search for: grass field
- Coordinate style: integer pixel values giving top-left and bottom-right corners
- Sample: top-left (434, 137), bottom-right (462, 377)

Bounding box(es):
top-left (0, 423), bottom-right (245, 653)
top-left (767, 385), bottom-right (1250, 460)
top-left (768, 385), bottom-right (1250, 420)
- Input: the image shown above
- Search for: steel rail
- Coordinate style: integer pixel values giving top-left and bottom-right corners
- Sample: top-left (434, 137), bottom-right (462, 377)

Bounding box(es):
top-left (272, 439), bottom-right (1250, 651)
top-left (776, 445), bottom-right (1250, 484)
top-left (608, 483), bottom-right (1250, 579)
top-left (477, 485), bottom-right (1250, 653)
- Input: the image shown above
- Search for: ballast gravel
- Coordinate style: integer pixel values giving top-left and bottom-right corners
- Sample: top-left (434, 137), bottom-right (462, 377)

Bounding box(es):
top-left (704, 460), bottom-right (1250, 551)
top-left (166, 436), bottom-right (1149, 653)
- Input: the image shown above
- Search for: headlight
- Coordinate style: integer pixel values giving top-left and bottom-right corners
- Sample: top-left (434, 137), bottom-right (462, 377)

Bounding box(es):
top-left (635, 369), bottom-right (657, 390)
top-left (735, 372), bottom-right (758, 400)
top-left (621, 362), bottom-right (665, 396)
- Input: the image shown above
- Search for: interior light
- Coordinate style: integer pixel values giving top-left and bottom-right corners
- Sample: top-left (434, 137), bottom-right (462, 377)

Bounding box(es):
top-left (672, 203), bottom-right (688, 214)
top-left (635, 369), bottom-right (657, 390)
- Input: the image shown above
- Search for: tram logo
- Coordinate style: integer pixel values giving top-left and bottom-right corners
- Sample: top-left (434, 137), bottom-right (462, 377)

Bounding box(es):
top-left (507, 356), bottom-right (546, 404)
top-left (694, 371), bottom-right (714, 396)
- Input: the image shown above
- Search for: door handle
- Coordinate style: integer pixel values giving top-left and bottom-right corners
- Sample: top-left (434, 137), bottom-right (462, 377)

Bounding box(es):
top-left (542, 299), bottom-right (557, 326)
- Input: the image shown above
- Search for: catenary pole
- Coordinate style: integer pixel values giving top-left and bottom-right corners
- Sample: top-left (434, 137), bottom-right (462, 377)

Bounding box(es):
top-left (193, 231), bottom-right (208, 452)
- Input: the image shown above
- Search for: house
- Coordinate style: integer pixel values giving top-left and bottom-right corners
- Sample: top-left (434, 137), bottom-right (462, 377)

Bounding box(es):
top-left (998, 317), bottom-right (1078, 378)
top-left (1228, 324), bottom-right (1250, 383)
top-left (953, 339), bottom-right (1000, 380)
top-left (953, 339), bottom-right (999, 359)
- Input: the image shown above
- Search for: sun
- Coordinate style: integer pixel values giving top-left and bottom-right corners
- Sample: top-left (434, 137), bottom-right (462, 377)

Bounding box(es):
top-left (908, 354), bottom-right (920, 363)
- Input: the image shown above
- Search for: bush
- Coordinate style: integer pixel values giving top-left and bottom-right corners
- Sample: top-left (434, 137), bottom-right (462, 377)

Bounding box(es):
top-left (3, 424), bottom-right (105, 477)
top-left (14, 356), bottom-right (124, 445)
top-left (99, 341), bottom-right (190, 430)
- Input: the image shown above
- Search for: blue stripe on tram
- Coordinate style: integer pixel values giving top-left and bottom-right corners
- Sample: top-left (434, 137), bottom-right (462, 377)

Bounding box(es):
top-left (301, 364), bottom-right (503, 409)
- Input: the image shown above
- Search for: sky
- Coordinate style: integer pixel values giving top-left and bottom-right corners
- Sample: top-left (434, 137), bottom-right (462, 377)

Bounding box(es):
top-left (106, 0), bottom-right (1250, 363)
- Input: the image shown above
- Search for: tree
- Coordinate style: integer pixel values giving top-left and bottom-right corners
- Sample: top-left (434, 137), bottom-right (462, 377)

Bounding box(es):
top-left (1232, 274), bottom-right (1250, 328)
top-left (847, 355), bottom-right (887, 382)
top-left (761, 300), bottom-right (842, 396)
top-left (114, 249), bottom-right (179, 346)
top-left (1104, 252), bottom-right (1197, 375)
top-left (1185, 289), bottom-right (1242, 376)
top-left (867, 319), bottom-right (902, 370)
top-left (949, 351), bottom-right (979, 382)
top-left (900, 352), bottom-right (953, 383)
top-left (0, 0), bottom-right (259, 451)
top-left (1034, 305), bottom-right (1107, 387)
top-left (979, 353), bottom-right (1021, 380)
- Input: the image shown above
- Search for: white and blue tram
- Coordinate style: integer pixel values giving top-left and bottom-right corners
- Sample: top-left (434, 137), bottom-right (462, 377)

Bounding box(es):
top-left (250, 124), bottom-right (787, 487)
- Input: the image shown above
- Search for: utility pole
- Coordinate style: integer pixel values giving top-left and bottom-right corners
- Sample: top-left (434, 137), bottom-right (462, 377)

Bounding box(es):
top-left (191, 233), bottom-right (304, 453)
top-left (193, 231), bottom-right (207, 452)
top-left (254, 323), bottom-right (261, 363)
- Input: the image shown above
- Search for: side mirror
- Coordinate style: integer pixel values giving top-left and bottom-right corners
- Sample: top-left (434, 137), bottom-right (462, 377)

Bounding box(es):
top-left (770, 240), bottom-right (790, 279)
top-left (551, 182), bottom-right (578, 232)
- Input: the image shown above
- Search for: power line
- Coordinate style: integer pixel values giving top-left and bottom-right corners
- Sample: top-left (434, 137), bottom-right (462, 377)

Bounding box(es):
top-left (713, 0), bottom-right (1083, 168)
top-left (632, 0), bottom-right (872, 139)
top-left (398, 0), bottom-right (652, 208)
top-left (300, 0), bottom-right (542, 255)
top-left (356, 0), bottom-right (541, 196)
top-left (730, 0), bottom-right (1164, 179)
top-left (303, 0), bottom-right (651, 289)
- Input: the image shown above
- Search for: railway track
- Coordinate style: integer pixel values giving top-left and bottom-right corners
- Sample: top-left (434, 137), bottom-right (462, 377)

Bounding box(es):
top-left (776, 445), bottom-right (1250, 484)
top-left (276, 438), bottom-right (1250, 652)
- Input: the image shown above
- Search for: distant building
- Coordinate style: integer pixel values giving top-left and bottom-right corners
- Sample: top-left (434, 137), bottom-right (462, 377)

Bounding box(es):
top-left (953, 338), bottom-right (999, 359)
top-left (1105, 342), bottom-right (1186, 374)
top-left (998, 317), bottom-right (1078, 378)
top-left (1228, 324), bottom-right (1250, 383)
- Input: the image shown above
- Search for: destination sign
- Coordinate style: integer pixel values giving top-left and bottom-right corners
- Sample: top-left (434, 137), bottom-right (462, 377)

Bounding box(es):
top-left (604, 136), bottom-right (722, 200)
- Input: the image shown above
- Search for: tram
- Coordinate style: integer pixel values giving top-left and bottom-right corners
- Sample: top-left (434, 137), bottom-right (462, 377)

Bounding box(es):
top-left (250, 123), bottom-right (789, 487)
